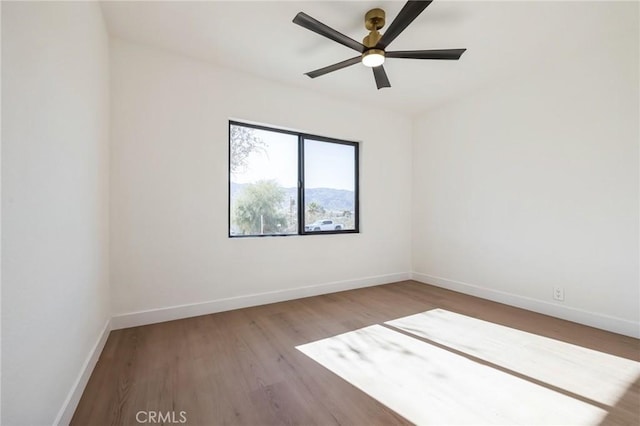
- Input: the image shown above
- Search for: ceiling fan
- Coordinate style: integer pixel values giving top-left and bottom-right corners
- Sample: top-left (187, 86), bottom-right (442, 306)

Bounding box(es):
top-left (293, 0), bottom-right (466, 89)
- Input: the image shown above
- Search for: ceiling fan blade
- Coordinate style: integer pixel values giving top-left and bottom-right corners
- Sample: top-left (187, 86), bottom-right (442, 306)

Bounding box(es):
top-left (372, 65), bottom-right (391, 90)
top-left (305, 56), bottom-right (362, 78)
top-left (293, 12), bottom-right (365, 53)
top-left (376, 1), bottom-right (433, 49)
top-left (386, 48), bottom-right (467, 60)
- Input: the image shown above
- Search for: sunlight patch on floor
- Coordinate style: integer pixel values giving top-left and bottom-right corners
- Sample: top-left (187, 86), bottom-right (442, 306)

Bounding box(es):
top-left (296, 323), bottom-right (608, 425)
top-left (386, 309), bottom-right (640, 407)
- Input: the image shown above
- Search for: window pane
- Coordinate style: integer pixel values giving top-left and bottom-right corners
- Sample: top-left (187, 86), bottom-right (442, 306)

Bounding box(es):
top-left (229, 124), bottom-right (298, 236)
top-left (303, 139), bottom-right (357, 232)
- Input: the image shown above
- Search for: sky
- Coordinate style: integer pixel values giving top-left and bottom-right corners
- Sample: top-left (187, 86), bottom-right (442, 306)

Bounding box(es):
top-left (231, 127), bottom-right (356, 191)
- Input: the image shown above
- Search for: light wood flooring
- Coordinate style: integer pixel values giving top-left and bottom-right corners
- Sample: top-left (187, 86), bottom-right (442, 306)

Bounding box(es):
top-left (71, 281), bottom-right (639, 425)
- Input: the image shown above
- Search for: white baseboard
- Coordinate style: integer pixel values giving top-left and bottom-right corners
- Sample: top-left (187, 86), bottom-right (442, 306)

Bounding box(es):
top-left (411, 272), bottom-right (640, 339)
top-left (111, 272), bottom-right (411, 330)
top-left (54, 318), bottom-right (112, 425)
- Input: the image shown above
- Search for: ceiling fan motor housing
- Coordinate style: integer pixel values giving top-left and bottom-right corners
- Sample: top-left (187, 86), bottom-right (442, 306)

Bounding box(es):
top-left (363, 8), bottom-right (385, 48)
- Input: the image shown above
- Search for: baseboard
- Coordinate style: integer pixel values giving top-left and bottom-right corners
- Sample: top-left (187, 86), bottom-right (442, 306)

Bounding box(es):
top-left (411, 272), bottom-right (640, 338)
top-left (111, 272), bottom-right (411, 330)
top-left (54, 318), bottom-right (112, 425)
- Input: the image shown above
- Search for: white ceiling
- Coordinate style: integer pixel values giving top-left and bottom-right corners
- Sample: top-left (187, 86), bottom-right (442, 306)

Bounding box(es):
top-left (100, 1), bottom-right (620, 116)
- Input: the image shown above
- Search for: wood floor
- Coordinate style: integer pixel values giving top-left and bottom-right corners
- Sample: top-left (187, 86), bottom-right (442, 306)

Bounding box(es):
top-left (72, 281), bottom-right (639, 425)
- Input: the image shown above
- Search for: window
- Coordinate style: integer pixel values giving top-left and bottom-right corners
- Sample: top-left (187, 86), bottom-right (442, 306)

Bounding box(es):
top-left (229, 121), bottom-right (359, 237)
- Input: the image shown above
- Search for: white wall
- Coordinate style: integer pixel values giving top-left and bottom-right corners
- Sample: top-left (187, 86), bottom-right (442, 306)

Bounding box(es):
top-left (1, 2), bottom-right (110, 424)
top-left (412, 2), bottom-right (639, 336)
top-left (109, 38), bottom-right (412, 319)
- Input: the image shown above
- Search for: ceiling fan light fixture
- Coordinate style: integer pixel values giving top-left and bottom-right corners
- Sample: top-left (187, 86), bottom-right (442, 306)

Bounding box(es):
top-left (362, 49), bottom-right (385, 67)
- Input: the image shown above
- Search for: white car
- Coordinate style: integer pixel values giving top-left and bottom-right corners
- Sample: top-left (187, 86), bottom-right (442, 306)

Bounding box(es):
top-left (305, 219), bottom-right (343, 232)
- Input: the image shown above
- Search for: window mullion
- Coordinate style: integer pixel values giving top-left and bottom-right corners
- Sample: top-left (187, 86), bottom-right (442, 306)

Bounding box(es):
top-left (298, 135), bottom-right (305, 235)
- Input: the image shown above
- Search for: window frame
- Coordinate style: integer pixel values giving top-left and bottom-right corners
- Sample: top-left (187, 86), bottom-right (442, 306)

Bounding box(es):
top-left (228, 120), bottom-right (360, 238)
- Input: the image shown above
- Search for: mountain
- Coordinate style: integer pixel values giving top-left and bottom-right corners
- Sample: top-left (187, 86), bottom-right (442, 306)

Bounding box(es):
top-left (301, 187), bottom-right (355, 212)
top-left (230, 182), bottom-right (355, 212)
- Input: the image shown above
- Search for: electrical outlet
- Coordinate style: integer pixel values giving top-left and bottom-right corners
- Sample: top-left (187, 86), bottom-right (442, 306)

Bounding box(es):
top-left (553, 287), bottom-right (565, 301)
